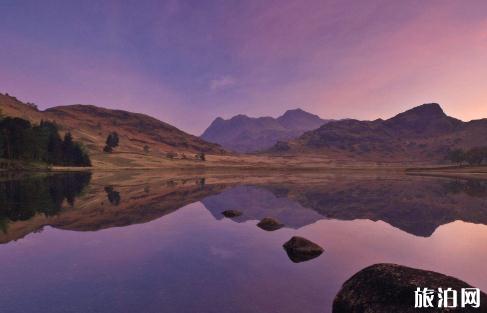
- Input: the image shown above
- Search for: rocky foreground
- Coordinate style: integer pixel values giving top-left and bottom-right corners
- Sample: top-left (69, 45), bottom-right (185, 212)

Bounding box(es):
top-left (333, 263), bottom-right (486, 313)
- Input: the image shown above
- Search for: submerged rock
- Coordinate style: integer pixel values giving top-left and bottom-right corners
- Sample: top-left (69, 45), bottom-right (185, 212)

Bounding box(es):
top-left (257, 217), bottom-right (284, 231)
top-left (221, 210), bottom-right (242, 218)
top-left (333, 263), bottom-right (487, 313)
top-left (282, 236), bottom-right (324, 263)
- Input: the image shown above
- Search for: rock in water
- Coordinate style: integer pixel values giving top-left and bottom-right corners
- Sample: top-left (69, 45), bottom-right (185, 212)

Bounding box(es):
top-left (333, 263), bottom-right (487, 313)
top-left (257, 217), bottom-right (284, 231)
top-left (282, 236), bottom-right (324, 263)
top-left (221, 210), bottom-right (242, 218)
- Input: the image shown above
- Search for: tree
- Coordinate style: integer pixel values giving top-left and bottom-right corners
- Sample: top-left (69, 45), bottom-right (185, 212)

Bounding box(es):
top-left (465, 147), bottom-right (487, 165)
top-left (70, 143), bottom-right (91, 166)
top-left (104, 132), bottom-right (119, 153)
top-left (166, 152), bottom-right (176, 159)
top-left (0, 129), bottom-right (4, 159)
top-left (0, 117), bottom-right (31, 160)
top-left (143, 145), bottom-right (150, 154)
top-left (196, 152), bottom-right (206, 161)
top-left (46, 126), bottom-right (63, 164)
top-left (62, 132), bottom-right (74, 164)
top-left (447, 149), bottom-right (465, 164)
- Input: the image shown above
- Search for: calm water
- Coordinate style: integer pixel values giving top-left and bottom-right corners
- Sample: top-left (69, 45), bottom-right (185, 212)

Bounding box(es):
top-left (0, 171), bottom-right (486, 313)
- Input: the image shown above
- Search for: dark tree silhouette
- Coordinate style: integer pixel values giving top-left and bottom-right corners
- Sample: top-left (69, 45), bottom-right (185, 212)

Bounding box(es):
top-left (465, 147), bottom-right (487, 165)
top-left (104, 132), bottom-right (119, 153)
top-left (196, 152), bottom-right (206, 161)
top-left (447, 149), bottom-right (465, 164)
top-left (0, 117), bottom-right (90, 166)
top-left (104, 186), bottom-right (121, 205)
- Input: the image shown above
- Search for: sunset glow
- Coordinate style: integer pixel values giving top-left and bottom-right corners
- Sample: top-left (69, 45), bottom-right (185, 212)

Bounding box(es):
top-left (1, 0), bottom-right (486, 134)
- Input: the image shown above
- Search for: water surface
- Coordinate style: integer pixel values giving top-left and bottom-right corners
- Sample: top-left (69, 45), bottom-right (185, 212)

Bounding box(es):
top-left (0, 171), bottom-right (486, 313)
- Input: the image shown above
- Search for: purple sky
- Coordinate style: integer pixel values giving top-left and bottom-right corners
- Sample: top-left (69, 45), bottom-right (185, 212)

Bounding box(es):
top-left (1, 0), bottom-right (487, 135)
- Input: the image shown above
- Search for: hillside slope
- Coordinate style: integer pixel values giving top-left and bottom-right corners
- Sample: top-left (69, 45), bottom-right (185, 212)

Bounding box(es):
top-left (0, 93), bottom-right (225, 167)
top-left (270, 103), bottom-right (487, 162)
top-left (201, 108), bottom-right (330, 153)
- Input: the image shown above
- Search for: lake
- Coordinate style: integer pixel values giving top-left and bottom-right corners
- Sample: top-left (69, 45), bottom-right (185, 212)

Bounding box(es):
top-left (0, 171), bottom-right (486, 313)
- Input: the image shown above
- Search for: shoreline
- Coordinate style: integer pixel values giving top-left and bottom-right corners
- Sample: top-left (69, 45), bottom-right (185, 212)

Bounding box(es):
top-left (2, 162), bottom-right (486, 176)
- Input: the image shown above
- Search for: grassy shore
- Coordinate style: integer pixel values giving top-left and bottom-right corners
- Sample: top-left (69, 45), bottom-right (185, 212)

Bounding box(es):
top-left (406, 164), bottom-right (487, 178)
top-left (0, 159), bottom-right (51, 171)
top-left (4, 153), bottom-right (486, 175)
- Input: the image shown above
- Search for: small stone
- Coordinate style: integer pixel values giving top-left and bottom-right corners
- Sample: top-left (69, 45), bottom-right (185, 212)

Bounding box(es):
top-left (221, 210), bottom-right (242, 218)
top-left (282, 236), bottom-right (324, 263)
top-left (257, 217), bottom-right (284, 231)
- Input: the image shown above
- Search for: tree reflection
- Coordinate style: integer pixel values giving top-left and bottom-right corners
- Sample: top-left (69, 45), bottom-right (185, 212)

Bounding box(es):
top-left (104, 186), bottom-right (121, 205)
top-left (443, 179), bottom-right (487, 197)
top-left (0, 172), bottom-right (91, 230)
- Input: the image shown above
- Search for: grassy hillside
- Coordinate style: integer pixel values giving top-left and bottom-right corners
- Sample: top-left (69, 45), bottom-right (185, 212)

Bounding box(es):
top-left (0, 93), bottom-right (226, 168)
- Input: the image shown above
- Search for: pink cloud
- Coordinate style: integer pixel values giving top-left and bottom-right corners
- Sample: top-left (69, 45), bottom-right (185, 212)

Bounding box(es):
top-left (209, 76), bottom-right (236, 91)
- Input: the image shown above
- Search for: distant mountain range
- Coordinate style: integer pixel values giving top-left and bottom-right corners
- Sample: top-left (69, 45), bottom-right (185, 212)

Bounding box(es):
top-left (201, 109), bottom-right (331, 153)
top-left (270, 103), bottom-right (487, 162)
top-left (3, 91), bottom-right (487, 165)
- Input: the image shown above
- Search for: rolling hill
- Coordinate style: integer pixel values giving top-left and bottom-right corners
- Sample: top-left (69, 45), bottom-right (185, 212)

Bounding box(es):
top-left (0, 93), bottom-right (226, 168)
top-left (270, 103), bottom-right (487, 162)
top-left (201, 108), bottom-right (330, 153)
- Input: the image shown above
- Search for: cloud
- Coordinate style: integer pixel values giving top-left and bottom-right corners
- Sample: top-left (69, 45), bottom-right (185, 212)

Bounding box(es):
top-left (209, 76), bottom-right (236, 91)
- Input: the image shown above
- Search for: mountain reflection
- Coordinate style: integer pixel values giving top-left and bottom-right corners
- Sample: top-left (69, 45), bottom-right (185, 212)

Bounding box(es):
top-left (1, 172), bottom-right (487, 243)
top-left (203, 175), bottom-right (487, 237)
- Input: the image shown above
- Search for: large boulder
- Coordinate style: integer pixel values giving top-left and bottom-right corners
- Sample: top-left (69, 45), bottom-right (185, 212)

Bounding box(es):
top-left (282, 236), bottom-right (324, 263)
top-left (221, 210), bottom-right (242, 218)
top-left (333, 263), bottom-right (487, 313)
top-left (257, 217), bottom-right (284, 231)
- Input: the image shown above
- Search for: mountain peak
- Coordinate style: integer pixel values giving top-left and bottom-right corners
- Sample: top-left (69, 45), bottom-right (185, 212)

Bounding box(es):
top-left (280, 108), bottom-right (314, 118)
top-left (277, 108), bottom-right (326, 132)
top-left (412, 102), bottom-right (445, 114)
top-left (380, 102), bottom-right (462, 137)
top-left (231, 114), bottom-right (250, 121)
top-left (200, 108), bottom-right (329, 152)
top-left (282, 108), bottom-right (305, 114)
top-left (394, 103), bottom-right (446, 119)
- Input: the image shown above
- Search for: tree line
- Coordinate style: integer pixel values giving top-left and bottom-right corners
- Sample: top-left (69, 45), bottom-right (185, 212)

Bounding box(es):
top-left (0, 116), bottom-right (91, 167)
top-left (447, 146), bottom-right (487, 165)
